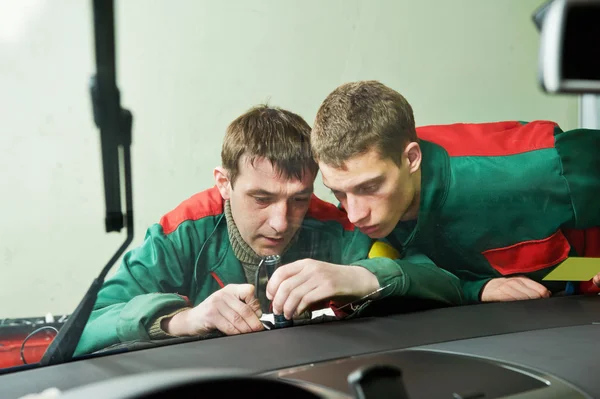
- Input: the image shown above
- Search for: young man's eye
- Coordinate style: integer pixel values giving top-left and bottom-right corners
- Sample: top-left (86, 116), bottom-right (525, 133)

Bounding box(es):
top-left (293, 196), bottom-right (310, 203)
top-left (254, 197), bottom-right (271, 205)
top-left (359, 185), bottom-right (378, 194)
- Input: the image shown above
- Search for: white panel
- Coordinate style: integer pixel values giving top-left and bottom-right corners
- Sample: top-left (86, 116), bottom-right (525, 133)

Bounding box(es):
top-left (579, 95), bottom-right (600, 129)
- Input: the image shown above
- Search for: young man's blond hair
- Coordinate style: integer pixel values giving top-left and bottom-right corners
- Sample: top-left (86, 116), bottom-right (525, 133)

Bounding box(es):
top-left (311, 80), bottom-right (417, 168)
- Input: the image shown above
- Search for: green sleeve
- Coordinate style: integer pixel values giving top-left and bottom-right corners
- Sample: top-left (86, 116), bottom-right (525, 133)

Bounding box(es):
top-left (554, 128), bottom-right (600, 228)
top-left (340, 228), bottom-right (374, 265)
top-left (351, 249), bottom-right (465, 305)
top-left (461, 278), bottom-right (493, 304)
top-left (74, 221), bottom-right (204, 356)
top-left (74, 294), bottom-right (188, 356)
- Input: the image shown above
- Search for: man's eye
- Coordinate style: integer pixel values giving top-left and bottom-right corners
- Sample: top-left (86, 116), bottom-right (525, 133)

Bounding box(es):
top-left (294, 197), bottom-right (310, 203)
top-left (254, 197), bottom-right (271, 204)
top-left (359, 185), bottom-right (378, 194)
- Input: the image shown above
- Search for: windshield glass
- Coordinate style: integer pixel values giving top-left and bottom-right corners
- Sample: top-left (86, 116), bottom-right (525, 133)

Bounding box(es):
top-left (1, 0), bottom-right (597, 371)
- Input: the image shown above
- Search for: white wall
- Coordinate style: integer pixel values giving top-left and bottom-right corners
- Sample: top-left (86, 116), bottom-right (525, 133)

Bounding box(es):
top-left (0, 0), bottom-right (578, 318)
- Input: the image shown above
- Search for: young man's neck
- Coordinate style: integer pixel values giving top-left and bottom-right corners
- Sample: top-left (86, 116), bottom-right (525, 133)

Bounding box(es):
top-left (399, 170), bottom-right (421, 222)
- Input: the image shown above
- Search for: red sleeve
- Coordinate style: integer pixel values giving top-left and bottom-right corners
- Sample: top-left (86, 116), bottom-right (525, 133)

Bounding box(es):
top-left (579, 280), bottom-right (600, 295)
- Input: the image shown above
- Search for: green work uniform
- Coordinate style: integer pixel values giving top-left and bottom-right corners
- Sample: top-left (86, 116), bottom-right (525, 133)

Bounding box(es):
top-left (386, 120), bottom-right (600, 303)
top-left (75, 186), bottom-right (464, 356)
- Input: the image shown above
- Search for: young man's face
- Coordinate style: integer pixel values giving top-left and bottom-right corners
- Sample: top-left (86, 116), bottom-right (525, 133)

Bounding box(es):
top-left (215, 156), bottom-right (315, 257)
top-left (319, 144), bottom-right (421, 239)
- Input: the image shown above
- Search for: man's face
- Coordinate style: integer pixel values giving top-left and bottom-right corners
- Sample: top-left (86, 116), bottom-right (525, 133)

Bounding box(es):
top-left (216, 156), bottom-right (315, 257)
top-left (319, 145), bottom-right (421, 239)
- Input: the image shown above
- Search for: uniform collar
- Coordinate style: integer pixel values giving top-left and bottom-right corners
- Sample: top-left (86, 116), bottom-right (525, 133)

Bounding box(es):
top-left (388, 139), bottom-right (450, 250)
top-left (419, 139), bottom-right (450, 215)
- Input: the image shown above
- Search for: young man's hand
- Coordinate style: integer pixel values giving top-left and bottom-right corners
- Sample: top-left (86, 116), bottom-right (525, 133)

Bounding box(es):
top-left (593, 272), bottom-right (600, 287)
top-left (481, 276), bottom-right (551, 302)
top-left (162, 284), bottom-right (264, 336)
top-left (266, 260), bottom-right (380, 320)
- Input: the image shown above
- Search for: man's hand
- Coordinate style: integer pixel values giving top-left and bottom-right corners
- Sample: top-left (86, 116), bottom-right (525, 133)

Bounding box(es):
top-left (593, 272), bottom-right (600, 287)
top-left (481, 276), bottom-right (551, 302)
top-left (266, 260), bottom-right (380, 320)
top-left (162, 284), bottom-right (264, 336)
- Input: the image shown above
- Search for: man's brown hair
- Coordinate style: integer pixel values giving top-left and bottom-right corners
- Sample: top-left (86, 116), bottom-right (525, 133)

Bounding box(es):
top-left (311, 80), bottom-right (417, 168)
top-left (222, 105), bottom-right (317, 187)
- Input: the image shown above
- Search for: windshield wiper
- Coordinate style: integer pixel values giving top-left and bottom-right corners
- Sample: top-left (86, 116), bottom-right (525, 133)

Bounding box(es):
top-left (39, 0), bottom-right (134, 366)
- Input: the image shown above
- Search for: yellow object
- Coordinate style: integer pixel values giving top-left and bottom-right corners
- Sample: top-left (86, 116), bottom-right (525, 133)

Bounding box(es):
top-left (542, 257), bottom-right (600, 281)
top-left (368, 241), bottom-right (400, 259)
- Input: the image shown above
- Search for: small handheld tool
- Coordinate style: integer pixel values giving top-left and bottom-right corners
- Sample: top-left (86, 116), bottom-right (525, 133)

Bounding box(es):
top-left (255, 255), bottom-right (293, 329)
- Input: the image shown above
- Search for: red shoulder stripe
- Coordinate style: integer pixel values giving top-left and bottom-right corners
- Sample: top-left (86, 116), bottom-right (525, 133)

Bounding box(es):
top-left (481, 230), bottom-right (570, 275)
top-left (306, 195), bottom-right (355, 231)
top-left (416, 120), bottom-right (558, 157)
top-left (160, 186), bottom-right (224, 235)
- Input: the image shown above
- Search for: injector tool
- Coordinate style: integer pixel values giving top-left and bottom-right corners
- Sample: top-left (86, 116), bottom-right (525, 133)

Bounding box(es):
top-left (255, 255), bottom-right (295, 329)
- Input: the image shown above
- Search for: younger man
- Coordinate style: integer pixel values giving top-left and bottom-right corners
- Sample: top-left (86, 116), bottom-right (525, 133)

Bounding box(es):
top-left (311, 81), bottom-right (600, 303)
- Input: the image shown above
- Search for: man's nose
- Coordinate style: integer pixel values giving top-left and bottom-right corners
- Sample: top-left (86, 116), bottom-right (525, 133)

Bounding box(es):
top-left (268, 201), bottom-right (289, 234)
top-left (345, 195), bottom-right (369, 225)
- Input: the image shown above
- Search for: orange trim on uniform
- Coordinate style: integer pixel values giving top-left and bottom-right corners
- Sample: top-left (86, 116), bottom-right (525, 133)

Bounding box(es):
top-left (210, 271), bottom-right (225, 288)
top-left (160, 186), bottom-right (224, 235)
top-left (482, 230), bottom-right (571, 275)
top-left (416, 120), bottom-right (558, 157)
top-left (306, 195), bottom-right (354, 231)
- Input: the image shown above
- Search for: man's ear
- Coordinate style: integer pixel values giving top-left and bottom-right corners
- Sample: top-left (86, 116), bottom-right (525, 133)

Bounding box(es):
top-left (404, 142), bottom-right (422, 174)
top-left (213, 167), bottom-right (231, 200)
